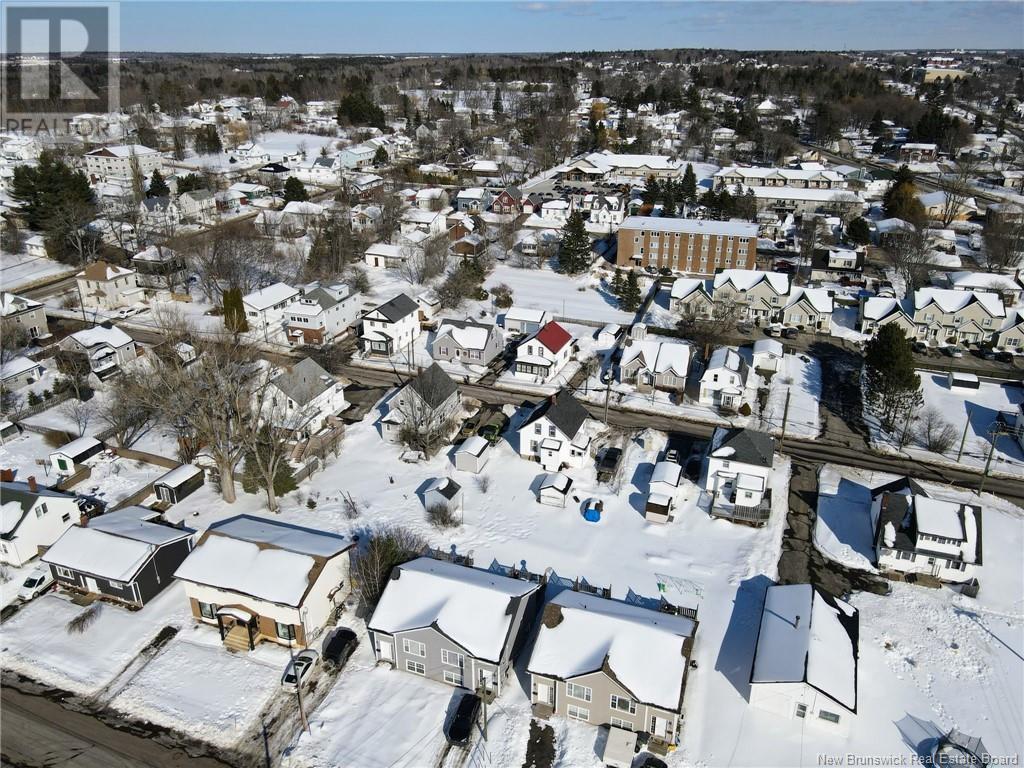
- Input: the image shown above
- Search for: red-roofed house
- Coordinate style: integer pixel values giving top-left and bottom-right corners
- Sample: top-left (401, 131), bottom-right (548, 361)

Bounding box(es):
top-left (513, 321), bottom-right (575, 384)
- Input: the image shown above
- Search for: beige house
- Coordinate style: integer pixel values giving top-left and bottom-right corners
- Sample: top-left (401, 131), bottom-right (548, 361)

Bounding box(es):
top-left (783, 288), bottom-right (833, 332)
top-left (76, 261), bottom-right (144, 311)
top-left (908, 288), bottom-right (1004, 345)
top-left (0, 291), bottom-right (48, 340)
top-left (669, 279), bottom-right (713, 316)
top-left (528, 589), bottom-right (697, 749)
top-left (711, 270), bottom-right (790, 323)
top-left (995, 311), bottom-right (1024, 352)
top-left (174, 515), bottom-right (355, 651)
top-left (858, 297), bottom-right (917, 337)
top-left (619, 338), bottom-right (692, 393)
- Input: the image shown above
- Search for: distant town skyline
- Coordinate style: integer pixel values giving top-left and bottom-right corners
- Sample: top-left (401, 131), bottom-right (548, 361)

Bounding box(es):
top-left (118, 1), bottom-right (1023, 54)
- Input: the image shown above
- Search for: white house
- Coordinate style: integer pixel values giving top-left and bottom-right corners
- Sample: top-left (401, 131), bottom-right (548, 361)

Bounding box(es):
top-left (60, 324), bottom-right (138, 379)
top-left (360, 293), bottom-right (421, 358)
top-left (517, 390), bottom-right (594, 472)
top-left (178, 189), bottom-right (217, 225)
top-left (76, 261), bottom-right (145, 311)
top-left (698, 346), bottom-right (751, 411)
top-left (242, 283), bottom-right (301, 340)
top-left (174, 515), bottom-right (356, 651)
top-left (749, 583), bottom-right (859, 734)
top-left (513, 322), bottom-right (575, 384)
top-left (870, 479), bottom-right (982, 584)
top-left (339, 145), bottom-right (376, 169)
top-left (284, 283), bottom-right (361, 347)
top-left (0, 479), bottom-right (82, 567)
top-left (504, 307), bottom-right (551, 336)
top-left (265, 357), bottom-right (347, 439)
top-left (705, 427), bottom-right (775, 525)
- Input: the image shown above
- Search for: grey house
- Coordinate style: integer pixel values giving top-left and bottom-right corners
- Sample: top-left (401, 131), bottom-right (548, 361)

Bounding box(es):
top-left (431, 318), bottom-right (505, 366)
top-left (368, 557), bottom-right (543, 696)
top-left (43, 507), bottom-right (194, 608)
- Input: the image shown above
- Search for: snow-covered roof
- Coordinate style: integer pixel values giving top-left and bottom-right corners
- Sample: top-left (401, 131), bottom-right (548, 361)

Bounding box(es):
top-left (913, 288), bottom-right (1004, 318)
top-left (786, 287), bottom-right (834, 313)
top-left (669, 278), bottom-right (709, 301)
top-left (715, 166), bottom-right (843, 184)
top-left (621, 216), bottom-right (758, 238)
top-left (0, 356), bottom-right (41, 381)
top-left (52, 436), bottom-right (102, 460)
top-left (243, 282), bottom-right (299, 311)
top-left (68, 324), bottom-right (133, 350)
top-left (947, 271), bottom-right (1021, 293)
top-left (455, 435), bottom-right (489, 457)
top-left (539, 472), bottom-right (572, 493)
top-left (861, 296), bottom-right (909, 322)
top-left (713, 269), bottom-right (789, 295)
top-left (620, 339), bottom-right (691, 377)
top-left (209, 514), bottom-right (352, 558)
top-left (744, 186), bottom-right (863, 203)
top-left (750, 583), bottom-right (859, 713)
top-left (705, 346), bottom-right (746, 375)
top-left (86, 144), bottom-right (158, 158)
top-left (651, 461), bottom-right (682, 488)
top-left (368, 557), bottom-right (540, 661)
top-left (435, 319), bottom-right (493, 351)
top-left (505, 306), bottom-right (548, 323)
top-left (753, 338), bottom-right (783, 357)
top-left (528, 590), bottom-right (696, 710)
top-left (154, 463), bottom-right (203, 489)
top-left (914, 497), bottom-right (966, 540)
top-left (0, 291), bottom-right (42, 316)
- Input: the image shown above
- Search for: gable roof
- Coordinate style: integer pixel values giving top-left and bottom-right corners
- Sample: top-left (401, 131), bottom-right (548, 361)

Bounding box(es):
top-left (913, 288), bottom-right (1005, 318)
top-left (78, 261), bottom-right (135, 282)
top-left (271, 357), bottom-right (337, 406)
top-left (521, 389), bottom-right (590, 440)
top-left (620, 339), bottom-right (691, 377)
top-left (750, 583), bottom-right (859, 713)
top-left (407, 363), bottom-right (459, 410)
top-left (1, 481), bottom-right (77, 539)
top-left (368, 557), bottom-right (540, 662)
top-left (713, 269), bottom-right (789, 295)
top-left (528, 589), bottom-right (696, 711)
top-left (373, 293), bottom-right (419, 323)
top-left (435, 318), bottom-right (496, 351)
top-left (710, 427), bottom-right (775, 468)
top-left (243, 282), bottom-right (299, 310)
top-left (534, 321), bottom-right (572, 354)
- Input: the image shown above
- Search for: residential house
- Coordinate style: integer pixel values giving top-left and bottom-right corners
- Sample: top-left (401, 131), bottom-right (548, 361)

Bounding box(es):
top-left (349, 173), bottom-right (384, 199)
top-left (0, 479), bottom-right (81, 566)
top-left (84, 144), bottom-right (162, 183)
top-left (714, 166), bottom-right (846, 191)
top-left (174, 515), bottom-right (356, 651)
top-left (364, 242), bottom-right (411, 270)
top-left (995, 310), bottom-right (1024, 352)
top-left (557, 151), bottom-right (681, 182)
top-left (504, 307), bottom-right (551, 336)
top-left (285, 283), bottom-right (361, 346)
top-left (43, 507), bottom-right (194, 608)
top-left (619, 338), bottom-right (692, 394)
top-left (698, 347), bottom-right (751, 411)
top-left (0, 291), bottom-right (48, 340)
top-left (527, 589), bottom-right (697, 748)
top-left (711, 270), bottom-right (790, 323)
top-left (242, 283), bottom-right (301, 340)
top-left (669, 279), bottom-right (713, 317)
top-left (0, 356), bottom-right (45, 391)
top-left (513, 322), bottom-right (575, 384)
top-left (783, 287), bottom-right (833, 332)
top-left (431, 318), bottom-right (505, 367)
top-left (140, 196), bottom-right (181, 231)
top-left (415, 187), bottom-right (449, 211)
top-left (540, 199), bottom-right (573, 225)
top-left (580, 194), bottom-right (625, 231)
top-left (401, 208), bottom-right (446, 238)
top-left (491, 186), bottom-right (522, 215)
top-left (858, 297), bottom-right (917, 338)
top-left (617, 217), bottom-right (758, 276)
top-left (368, 557), bottom-right (543, 695)
top-left (382, 363), bottom-right (461, 445)
top-left (360, 293), bottom-right (421, 357)
top-left (809, 247), bottom-right (865, 283)
top-left (899, 142), bottom-right (938, 163)
top-left (265, 357), bottom-right (348, 439)
top-left (517, 389), bottom-right (594, 472)
top-left (228, 142), bottom-right (271, 165)
top-left (945, 271), bottom-right (1024, 307)
top-left (909, 288), bottom-right (1005, 346)
top-left (339, 145), bottom-right (376, 169)
top-left (870, 479), bottom-right (982, 584)
top-left (743, 187), bottom-right (863, 218)
top-left (645, 461), bottom-right (684, 523)
top-left (60, 324), bottom-right (138, 379)
top-left (153, 464), bottom-right (205, 505)
top-left (131, 245), bottom-right (187, 291)
top-left (25, 235), bottom-right (47, 259)
top-left (178, 189), bottom-right (217, 225)
top-left (350, 203), bottom-right (382, 233)
top-left (456, 188), bottom-right (493, 214)
top-left (919, 190), bottom-right (978, 222)
top-left (76, 261), bottom-right (145, 311)
top-left (749, 583), bottom-right (859, 733)
top-left (704, 427), bottom-right (775, 525)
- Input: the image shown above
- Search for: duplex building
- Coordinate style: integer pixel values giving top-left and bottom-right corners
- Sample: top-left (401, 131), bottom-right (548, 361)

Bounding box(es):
top-left (859, 288), bottom-right (1005, 346)
top-left (284, 283), bottom-right (361, 346)
top-left (616, 216), bottom-right (758, 275)
top-left (131, 245), bottom-right (188, 291)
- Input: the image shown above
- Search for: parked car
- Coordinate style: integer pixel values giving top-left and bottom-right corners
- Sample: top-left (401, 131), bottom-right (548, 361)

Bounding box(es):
top-left (780, 327), bottom-right (798, 340)
top-left (281, 649), bottom-right (319, 692)
top-left (116, 306), bottom-right (139, 319)
top-left (912, 341), bottom-right (930, 354)
top-left (944, 346), bottom-right (965, 358)
top-left (596, 447), bottom-right (623, 480)
top-left (322, 629), bottom-right (358, 670)
top-left (995, 350), bottom-right (1015, 363)
top-left (765, 324), bottom-right (783, 337)
top-left (17, 568), bottom-right (54, 601)
top-left (477, 412), bottom-right (509, 444)
top-left (444, 693), bottom-right (481, 747)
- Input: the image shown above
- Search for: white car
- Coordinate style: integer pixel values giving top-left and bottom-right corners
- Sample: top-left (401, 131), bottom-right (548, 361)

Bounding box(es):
top-left (18, 568), bottom-right (54, 601)
top-left (281, 649), bottom-right (319, 692)
top-left (116, 307), bottom-right (138, 319)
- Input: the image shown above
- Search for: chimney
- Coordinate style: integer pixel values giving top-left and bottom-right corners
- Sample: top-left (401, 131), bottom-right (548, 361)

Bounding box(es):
top-left (794, 615), bottom-right (801, 629)
top-left (80, 513), bottom-right (90, 527)
top-left (0, 468), bottom-right (14, 483)
top-left (27, 475), bottom-right (37, 493)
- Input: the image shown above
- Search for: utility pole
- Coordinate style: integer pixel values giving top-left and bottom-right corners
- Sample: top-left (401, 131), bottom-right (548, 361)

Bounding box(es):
top-left (778, 389), bottom-right (791, 450)
top-left (978, 423), bottom-right (1004, 496)
top-left (956, 405), bottom-right (973, 462)
top-left (603, 376), bottom-right (612, 425)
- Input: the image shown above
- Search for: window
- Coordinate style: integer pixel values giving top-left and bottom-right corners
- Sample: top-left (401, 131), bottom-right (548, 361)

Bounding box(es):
top-left (441, 649), bottom-right (465, 667)
top-left (610, 695), bottom-right (637, 714)
top-left (530, 440), bottom-right (539, 451)
top-left (406, 660), bottom-right (425, 675)
top-left (108, 579), bottom-right (125, 590)
top-left (276, 622), bottom-right (295, 640)
top-left (443, 669), bottom-right (463, 685)
top-left (548, 425), bottom-right (556, 437)
top-left (198, 601), bottom-right (216, 619)
top-left (534, 423), bottom-right (542, 435)
top-left (55, 566), bottom-right (74, 580)
top-left (403, 638), bottom-right (426, 657)
top-left (566, 682), bottom-right (592, 702)
top-left (61, 513), bottom-right (71, 523)
top-left (795, 703), bottom-right (807, 718)
top-left (567, 705), bottom-right (589, 721)
top-left (610, 717), bottom-right (633, 730)
top-left (818, 710), bottom-right (841, 724)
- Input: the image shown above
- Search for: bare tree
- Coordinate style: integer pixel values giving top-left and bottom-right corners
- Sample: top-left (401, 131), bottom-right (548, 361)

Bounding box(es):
top-left (937, 157), bottom-right (980, 228)
top-left (886, 228), bottom-right (939, 294)
top-left (676, 301), bottom-right (742, 358)
top-left (396, 374), bottom-right (459, 456)
top-left (0, 321), bottom-right (30, 364)
top-left (983, 203), bottom-right (1024, 272)
top-left (98, 378), bottom-right (157, 447)
top-left (914, 407), bottom-right (958, 454)
top-left (60, 398), bottom-right (98, 437)
top-left (375, 193), bottom-right (405, 244)
top-left (350, 525), bottom-right (426, 610)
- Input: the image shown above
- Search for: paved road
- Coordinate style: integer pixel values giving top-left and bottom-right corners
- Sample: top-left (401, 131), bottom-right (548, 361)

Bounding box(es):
top-left (0, 686), bottom-right (230, 768)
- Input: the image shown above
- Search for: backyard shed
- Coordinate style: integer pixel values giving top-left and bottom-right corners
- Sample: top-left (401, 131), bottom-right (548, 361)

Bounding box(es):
top-left (49, 436), bottom-right (104, 475)
top-left (537, 472), bottom-right (572, 507)
top-left (153, 464), bottom-right (205, 505)
top-left (423, 477), bottom-right (463, 514)
top-left (453, 435), bottom-right (490, 473)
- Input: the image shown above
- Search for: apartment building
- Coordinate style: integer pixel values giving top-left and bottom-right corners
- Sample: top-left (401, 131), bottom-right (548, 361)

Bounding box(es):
top-left (713, 166), bottom-right (847, 190)
top-left (616, 216), bottom-right (758, 275)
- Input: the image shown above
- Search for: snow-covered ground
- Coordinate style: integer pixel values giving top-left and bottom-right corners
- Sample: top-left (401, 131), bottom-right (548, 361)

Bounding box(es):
top-left (258, 130), bottom-right (341, 159)
top-left (111, 624), bottom-right (290, 749)
top-left (0, 249), bottom-right (77, 291)
top-left (814, 465), bottom-right (878, 572)
top-left (762, 353), bottom-right (822, 439)
top-left (865, 370), bottom-right (1024, 477)
top-left (480, 264), bottom-right (634, 325)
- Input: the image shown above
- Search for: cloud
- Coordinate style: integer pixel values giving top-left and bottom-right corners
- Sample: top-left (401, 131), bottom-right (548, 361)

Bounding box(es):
top-left (518, 2), bottom-right (551, 11)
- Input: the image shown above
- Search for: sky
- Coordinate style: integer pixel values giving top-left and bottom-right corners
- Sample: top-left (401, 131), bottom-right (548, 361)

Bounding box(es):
top-left (117, 1), bottom-right (1023, 54)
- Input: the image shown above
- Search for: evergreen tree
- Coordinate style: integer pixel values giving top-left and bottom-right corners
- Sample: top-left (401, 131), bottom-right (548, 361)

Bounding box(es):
top-left (147, 169), bottom-right (170, 198)
top-left (864, 324), bottom-right (922, 432)
top-left (283, 176), bottom-right (308, 204)
top-left (492, 87), bottom-right (503, 117)
top-left (846, 216), bottom-right (871, 245)
top-left (10, 151), bottom-right (95, 231)
top-left (973, 112), bottom-right (984, 133)
top-left (611, 267), bottom-right (624, 296)
top-left (373, 146), bottom-right (389, 166)
top-left (193, 124), bottom-right (222, 154)
top-left (869, 109), bottom-right (885, 136)
top-left (662, 185), bottom-right (677, 218)
top-left (558, 212), bottom-right (591, 275)
top-left (681, 163), bottom-right (698, 204)
top-left (642, 175), bottom-right (661, 206)
top-left (619, 269), bottom-right (642, 311)
top-left (222, 288), bottom-right (249, 333)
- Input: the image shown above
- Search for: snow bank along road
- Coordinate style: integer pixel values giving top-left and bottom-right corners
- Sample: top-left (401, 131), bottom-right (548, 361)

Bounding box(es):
top-left (341, 362), bottom-right (1024, 506)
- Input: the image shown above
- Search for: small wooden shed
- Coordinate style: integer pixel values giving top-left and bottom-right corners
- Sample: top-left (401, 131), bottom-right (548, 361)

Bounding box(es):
top-left (453, 436), bottom-right (490, 474)
top-left (153, 464), bottom-right (205, 505)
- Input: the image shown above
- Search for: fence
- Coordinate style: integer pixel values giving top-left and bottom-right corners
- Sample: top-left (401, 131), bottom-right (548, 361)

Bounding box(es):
top-left (110, 445), bottom-right (180, 470)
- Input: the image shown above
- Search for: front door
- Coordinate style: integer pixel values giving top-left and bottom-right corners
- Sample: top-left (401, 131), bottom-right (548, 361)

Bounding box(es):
top-left (651, 716), bottom-right (670, 739)
top-left (535, 682), bottom-right (552, 705)
top-left (85, 576), bottom-right (99, 593)
top-left (156, 485), bottom-right (173, 503)
top-left (378, 638), bottom-right (393, 662)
